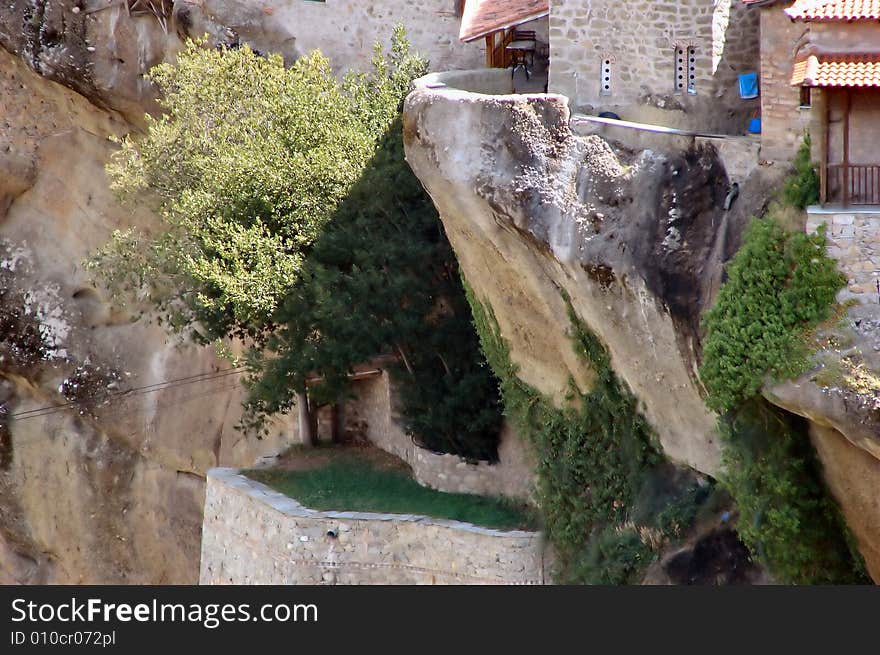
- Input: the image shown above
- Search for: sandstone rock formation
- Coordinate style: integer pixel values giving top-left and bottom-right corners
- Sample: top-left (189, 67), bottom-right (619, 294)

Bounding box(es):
top-left (0, 1), bottom-right (480, 125)
top-left (764, 303), bottom-right (880, 580)
top-left (404, 71), bottom-right (778, 475)
top-left (403, 70), bottom-right (880, 580)
top-left (0, 0), bottom-right (479, 584)
top-left (0, 39), bottom-right (294, 584)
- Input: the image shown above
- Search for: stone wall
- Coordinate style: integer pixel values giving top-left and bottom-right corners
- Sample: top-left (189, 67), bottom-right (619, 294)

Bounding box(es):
top-left (257, 0), bottom-right (483, 73)
top-left (343, 371), bottom-right (536, 501)
top-left (807, 210), bottom-right (880, 304)
top-left (755, 3), bottom-right (812, 163)
top-left (199, 468), bottom-right (546, 584)
top-left (549, 0), bottom-right (759, 133)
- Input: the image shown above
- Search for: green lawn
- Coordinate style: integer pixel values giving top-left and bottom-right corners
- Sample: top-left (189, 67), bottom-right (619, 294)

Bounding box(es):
top-left (245, 448), bottom-right (537, 531)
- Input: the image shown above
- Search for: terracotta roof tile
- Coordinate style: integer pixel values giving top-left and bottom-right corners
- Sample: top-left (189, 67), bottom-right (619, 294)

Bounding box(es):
top-left (785, 0), bottom-right (880, 20)
top-left (459, 0), bottom-right (549, 42)
top-left (791, 53), bottom-right (880, 86)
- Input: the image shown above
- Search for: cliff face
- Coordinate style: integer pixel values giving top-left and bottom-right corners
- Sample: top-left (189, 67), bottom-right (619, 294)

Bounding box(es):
top-left (0, 0), bottom-right (303, 123)
top-left (0, 32), bottom-right (294, 583)
top-left (403, 73), bottom-right (773, 475)
top-left (0, 0), bottom-right (478, 585)
top-left (403, 71), bottom-right (880, 581)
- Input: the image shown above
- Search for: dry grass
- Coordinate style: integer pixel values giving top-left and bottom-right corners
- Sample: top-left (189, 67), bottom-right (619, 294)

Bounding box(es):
top-left (844, 361), bottom-right (880, 396)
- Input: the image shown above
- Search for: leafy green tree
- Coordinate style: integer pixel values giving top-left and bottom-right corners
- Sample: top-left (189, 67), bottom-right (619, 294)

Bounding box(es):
top-left (89, 28), bottom-right (503, 458)
top-left (245, 116), bottom-right (502, 458)
top-left (91, 40), bottom-right (375, 337)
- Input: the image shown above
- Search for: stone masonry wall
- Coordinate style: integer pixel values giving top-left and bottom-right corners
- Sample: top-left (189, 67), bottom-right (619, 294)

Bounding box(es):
top-left (199, 469), bottom-right (546, 585)
top-left (344, 372), bottom-right (536, 501)
top-left (755, 3), bottom-right (811, 163)
top-left (549, 0), bottom-right (759, 132)
top-left (807, 211), bottom-right (880, 305)
top-left (265, 0), bottom-right (482, 73)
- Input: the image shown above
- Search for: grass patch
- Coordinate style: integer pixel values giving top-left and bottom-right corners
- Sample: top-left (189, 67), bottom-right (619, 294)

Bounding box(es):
top-left (245, 448), bottom-right (537, 531)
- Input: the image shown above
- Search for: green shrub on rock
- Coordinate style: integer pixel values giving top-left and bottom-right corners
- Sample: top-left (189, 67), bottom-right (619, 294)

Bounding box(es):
top-left (699, 217), bottom-right (844, 413)
top-left (783, 135), bottom-right (820, 210)
top-left (719, 400), bottom-right (867, 584)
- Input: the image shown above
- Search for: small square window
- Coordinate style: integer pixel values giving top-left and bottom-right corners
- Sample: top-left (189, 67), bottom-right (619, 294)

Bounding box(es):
top-left (687, 47), bottom-right (696, 94)
top-left (600, 58), bottom-right (612, 96)
top-left (675, 46), bottom-right (696, 94)
top-left (800, 86), bottom-right (812, 108)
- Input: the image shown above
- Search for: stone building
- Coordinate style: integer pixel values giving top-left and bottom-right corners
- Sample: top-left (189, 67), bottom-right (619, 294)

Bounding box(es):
top-left (743, 0), bottom-right (880, 304)
top-left (251, 0), bottom-right (484, 73)
top-left (745, 0), bottom-right (880, 184)
top-left (546, 0), bottom-right (760, 132)
top-left (785, 0), bottom-right (880, 206)
top-left (740, 0), bottom-right (812, 162)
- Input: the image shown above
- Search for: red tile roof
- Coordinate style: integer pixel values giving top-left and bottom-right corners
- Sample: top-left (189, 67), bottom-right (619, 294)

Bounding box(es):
top-left (792, 53), bottom-right (880, 86)
top-left (785, 0), bottom-right (880, 20)
top-left (459, 0), bottom-right (550, 42)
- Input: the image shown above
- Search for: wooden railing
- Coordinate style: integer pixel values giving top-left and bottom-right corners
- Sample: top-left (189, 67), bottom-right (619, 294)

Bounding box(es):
top-left (825, 163), bottom-right (880, 206)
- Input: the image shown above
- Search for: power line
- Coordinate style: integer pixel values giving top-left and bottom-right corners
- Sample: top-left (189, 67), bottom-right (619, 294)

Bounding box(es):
top-left (8, 379), bottom-right (248, 449)
top-left (10, 366), bottom-right (247, 420)
top-left (7, 366), bottom-right (248, 422)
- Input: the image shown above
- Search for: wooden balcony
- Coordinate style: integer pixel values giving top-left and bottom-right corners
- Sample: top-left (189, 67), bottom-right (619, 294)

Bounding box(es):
top-left (823, 163), bottom-right (880, 206)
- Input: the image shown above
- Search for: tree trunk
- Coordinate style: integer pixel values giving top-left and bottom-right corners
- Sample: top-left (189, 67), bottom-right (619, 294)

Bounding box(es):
top-left (329, 403), bottom-right (343, 444)
top-left (297, 391), bottom-right (316, 447)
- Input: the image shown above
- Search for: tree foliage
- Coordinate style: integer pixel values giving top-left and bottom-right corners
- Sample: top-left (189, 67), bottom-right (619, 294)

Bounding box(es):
top-left (244, 117), bottom-right (503, 459)
top-left (699, 176), bottom-right (865, 583)
top-left (94, 41), bottom-right (375, 335)
top-left (465, 287), bottom-right (718, 583)
top-left (699, 216), bottom-right (845, 413)
top-left (89, 27), bottom-right (503, 459)
top-left (719, 400), bottom-right (867, 584)
top-left (783, 135), bottom-right (820, 210)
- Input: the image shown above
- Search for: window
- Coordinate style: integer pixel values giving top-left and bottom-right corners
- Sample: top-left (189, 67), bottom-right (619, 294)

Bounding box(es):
top-left (675, 46), bottom-right (696, 94)
top-left (800, 86), bottom-right (812, 108)
top-left (600, 57), bottom-right (612, 96)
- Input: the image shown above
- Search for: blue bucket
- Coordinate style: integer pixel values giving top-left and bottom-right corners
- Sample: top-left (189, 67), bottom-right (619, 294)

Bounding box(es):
top-left (748, 117), bottom-right (761, 134)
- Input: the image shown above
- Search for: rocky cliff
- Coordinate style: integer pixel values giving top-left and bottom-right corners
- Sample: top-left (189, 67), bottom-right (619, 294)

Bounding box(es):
top-left (403, 70), bottom-right (880, 581)
top-left (0, 6), bottom-right (298, 583)
top-left (0, 0), bottom-right (481, 585)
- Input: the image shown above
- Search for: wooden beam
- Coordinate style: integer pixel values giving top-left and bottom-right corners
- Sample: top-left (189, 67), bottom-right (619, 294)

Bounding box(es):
top-left (822, 88), bottom-right (830, 204)
top-left (843, 88), bottom-right (851, 207)
top-left (485, 33), bottom-right (495, 67)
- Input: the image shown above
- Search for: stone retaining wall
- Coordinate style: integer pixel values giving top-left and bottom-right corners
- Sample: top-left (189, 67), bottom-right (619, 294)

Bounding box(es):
top-left (199, 469), bottom-right (546, 585)
top-left (807, 210), bottom-right (880, 304)
top-left (345, 370), bottom-right (537, 501)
